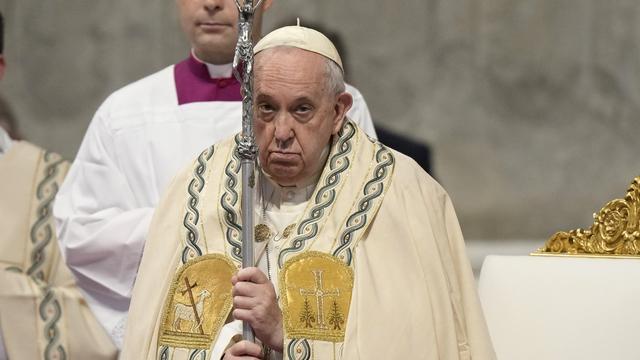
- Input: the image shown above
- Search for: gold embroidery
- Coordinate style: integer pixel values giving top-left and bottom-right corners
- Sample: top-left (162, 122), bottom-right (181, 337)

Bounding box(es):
top-left (280, 252), bottom-right (354, 343)
top-left (283, 223), bottom-right (296, 238)
top-left (327, 299), bottom-right (345, 330)
top-left (255, 224), bottom-right (272, 243)
top-left (159, 254), bottom-right (236, 349)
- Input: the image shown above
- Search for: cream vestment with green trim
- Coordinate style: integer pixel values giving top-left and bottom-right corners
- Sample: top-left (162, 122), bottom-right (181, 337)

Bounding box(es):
top-left (122, 121), bottom-right (495, 360)
top-left (0, 141), bottom-right (117, 359)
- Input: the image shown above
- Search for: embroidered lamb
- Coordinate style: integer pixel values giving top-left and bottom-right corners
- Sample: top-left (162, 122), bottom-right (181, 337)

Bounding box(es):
top-left (173, 289), bottom-right (211, 332)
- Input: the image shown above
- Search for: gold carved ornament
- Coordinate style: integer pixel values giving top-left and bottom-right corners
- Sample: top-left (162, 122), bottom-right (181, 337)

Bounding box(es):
top-left (533, 176), bottom-right (640, 257)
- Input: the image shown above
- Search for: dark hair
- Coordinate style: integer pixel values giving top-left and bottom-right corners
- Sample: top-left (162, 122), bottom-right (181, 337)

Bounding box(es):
top-left (0, 11), bottom-right (3, 54)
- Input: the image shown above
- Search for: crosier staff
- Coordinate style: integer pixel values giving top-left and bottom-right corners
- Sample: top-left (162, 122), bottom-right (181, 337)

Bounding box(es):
top-left (232, 0), bottom-right (263, 344)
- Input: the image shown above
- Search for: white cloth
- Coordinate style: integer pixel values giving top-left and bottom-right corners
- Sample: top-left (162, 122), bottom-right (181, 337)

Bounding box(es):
top-left (53, 63), bottom-right (376, 347)
top-left (479, 255), bottom-right (640, 360)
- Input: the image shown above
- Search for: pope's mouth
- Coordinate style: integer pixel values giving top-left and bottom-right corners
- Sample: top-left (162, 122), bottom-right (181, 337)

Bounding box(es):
top-left (269, 152), bottom-right (300, 163)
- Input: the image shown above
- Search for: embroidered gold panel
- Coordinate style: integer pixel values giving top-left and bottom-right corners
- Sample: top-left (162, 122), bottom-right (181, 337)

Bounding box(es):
top-left (280, 252), bottom-right (354, 343)
top-left (159, 254), bottom-right (236, 349)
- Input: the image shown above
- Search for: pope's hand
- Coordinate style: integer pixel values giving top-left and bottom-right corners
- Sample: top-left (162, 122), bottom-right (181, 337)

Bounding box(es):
top-left (223, 340), bottom-right (263, 360)
top-left (232, 267), bottom-right (283, 352)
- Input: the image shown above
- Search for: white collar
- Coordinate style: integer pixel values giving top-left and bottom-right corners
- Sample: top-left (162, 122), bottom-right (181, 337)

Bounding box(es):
top-left (191, 49), bottom-right (234, 79)
top-left (260, 172), bottom-right (317, 213)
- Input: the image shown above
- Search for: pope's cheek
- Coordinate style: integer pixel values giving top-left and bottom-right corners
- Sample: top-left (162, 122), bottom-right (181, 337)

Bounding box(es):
top-left (255, 134), bottom-right (270, 159)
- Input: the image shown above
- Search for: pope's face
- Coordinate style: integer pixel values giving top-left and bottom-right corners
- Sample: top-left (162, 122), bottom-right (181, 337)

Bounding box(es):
top-left (254, 48), bottom-right (352, 186)
top-left (176, 0), bottom-right (271, 64)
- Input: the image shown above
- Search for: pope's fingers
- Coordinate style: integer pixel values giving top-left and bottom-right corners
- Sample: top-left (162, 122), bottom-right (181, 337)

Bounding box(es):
top-left (227, 340), bottom-right (263, 358)
top-left (232, 308), bottom-right (253, 323)
top-left (233, 294), bottom-right (257, 310)
top-left (236, 267), bottom-right (269, 284)
top-left (232, 280), bottom-right (265, 297)
top-left (233, 305), bottom-right (275, 327)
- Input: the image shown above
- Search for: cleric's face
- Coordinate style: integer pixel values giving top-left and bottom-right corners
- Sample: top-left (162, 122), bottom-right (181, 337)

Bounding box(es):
top-left (176, 0), bottom-right (270, 64)
top-left (253, 47), bottom-right (349, 186)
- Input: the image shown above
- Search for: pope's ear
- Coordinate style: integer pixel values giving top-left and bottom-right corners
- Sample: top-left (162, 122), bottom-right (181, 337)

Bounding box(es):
top-left (332, 91), bottom-right (353, 134)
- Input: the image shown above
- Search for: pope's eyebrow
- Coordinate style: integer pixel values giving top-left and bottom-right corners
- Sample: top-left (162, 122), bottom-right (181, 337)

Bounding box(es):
top-left (255, 93), bottom-right (274, 102)
top-left (291, 96), bottom-right (314, 106)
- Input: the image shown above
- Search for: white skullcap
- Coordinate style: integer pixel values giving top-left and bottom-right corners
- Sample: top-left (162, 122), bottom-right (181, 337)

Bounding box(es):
top-left (254, 25), bottom-right (344, 72)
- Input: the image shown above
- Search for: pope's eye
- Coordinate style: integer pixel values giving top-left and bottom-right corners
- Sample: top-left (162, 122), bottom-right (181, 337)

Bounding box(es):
top-left (258, 104), bottom-right (275, 113)
top-left (296, 104), bottom-right (313, 113)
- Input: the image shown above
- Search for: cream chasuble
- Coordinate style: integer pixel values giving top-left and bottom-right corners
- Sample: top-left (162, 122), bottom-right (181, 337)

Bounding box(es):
top-left (53, 58), bottom-right (376, 347)
top-left (122, 121), bottom-right (495, 360)
top-left (0, 141), bottom-right (117, 359)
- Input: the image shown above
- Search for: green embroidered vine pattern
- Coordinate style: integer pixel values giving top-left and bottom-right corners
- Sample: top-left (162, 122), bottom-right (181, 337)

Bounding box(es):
top-left (27, 152), bottom-right (65, 279)
top-left (333, 144), bottom-right (394, 265)
top-left (221, 136), bottom-right (243, 261)
top-left (277, 122), bottom-right (356, 268)
top-left (40, 288), bottom-right (66, 360)
top-left (181, 146), bottom-right (215, 264)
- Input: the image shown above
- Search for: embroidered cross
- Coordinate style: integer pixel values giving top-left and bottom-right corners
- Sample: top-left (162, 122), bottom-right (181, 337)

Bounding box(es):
top-left (181, 277), bottom-right (205, 335)
top-left (299, 270), bottom-right (340, 329)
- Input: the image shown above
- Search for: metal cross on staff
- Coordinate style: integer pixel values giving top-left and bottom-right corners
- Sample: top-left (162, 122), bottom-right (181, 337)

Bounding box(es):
top-left (232, 0), bottom-right (263, 344)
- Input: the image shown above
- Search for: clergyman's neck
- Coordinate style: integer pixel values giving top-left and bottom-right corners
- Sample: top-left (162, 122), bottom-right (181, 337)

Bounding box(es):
top-left (190, 49), bottom-right (234, 79)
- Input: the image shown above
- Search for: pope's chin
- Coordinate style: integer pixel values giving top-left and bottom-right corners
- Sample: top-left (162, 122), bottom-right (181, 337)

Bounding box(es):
top-left (265, 159), bottom-right (303, 185)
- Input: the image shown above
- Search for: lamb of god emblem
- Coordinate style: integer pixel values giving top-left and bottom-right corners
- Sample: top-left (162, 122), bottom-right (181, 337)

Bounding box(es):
top-left (172, 278), bottom-right (210, 334)
top-left (159, 254), bottom-right (236, 349)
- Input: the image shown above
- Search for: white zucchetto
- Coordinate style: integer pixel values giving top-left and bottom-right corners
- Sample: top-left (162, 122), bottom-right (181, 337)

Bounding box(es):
top-left (254, 25), bottom-right (344, 72)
